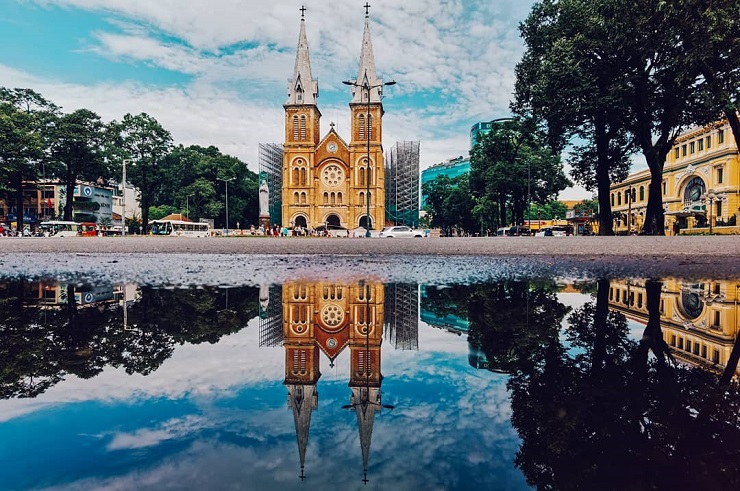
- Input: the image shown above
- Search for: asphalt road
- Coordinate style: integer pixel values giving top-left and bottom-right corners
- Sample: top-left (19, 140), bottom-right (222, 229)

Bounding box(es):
top-left (1, 235), bottom-right (739, 286)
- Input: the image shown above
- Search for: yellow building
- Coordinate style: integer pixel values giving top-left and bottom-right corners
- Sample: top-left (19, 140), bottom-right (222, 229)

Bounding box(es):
top-left (609, 279), bottom-right (740, 378)
top-left (282, 9), bottom-right (388, 232)
top-left (611, 119), bottom-right (739, 234)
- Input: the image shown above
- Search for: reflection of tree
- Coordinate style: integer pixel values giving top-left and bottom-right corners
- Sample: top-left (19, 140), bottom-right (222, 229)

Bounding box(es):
top-left (468, 281), bottom-right (571, 374)
top-left (510, 279), bottom-right (740, 490)
top-left (0, 283), bottom-right (260, 399)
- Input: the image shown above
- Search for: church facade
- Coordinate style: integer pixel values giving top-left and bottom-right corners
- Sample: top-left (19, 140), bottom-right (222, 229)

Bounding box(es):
top-left (282, 8), bottom-right (388, 233)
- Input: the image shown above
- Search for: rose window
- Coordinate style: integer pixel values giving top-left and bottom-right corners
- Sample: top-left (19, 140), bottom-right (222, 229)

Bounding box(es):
top-left (322, 165), bottom-right (344, 186)
top-left (321, 304), bottom-right (344, 327)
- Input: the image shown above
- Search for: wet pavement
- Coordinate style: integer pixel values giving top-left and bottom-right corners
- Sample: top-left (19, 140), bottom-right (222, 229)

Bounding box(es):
top-left (1, 236), bottom-right (739, 285)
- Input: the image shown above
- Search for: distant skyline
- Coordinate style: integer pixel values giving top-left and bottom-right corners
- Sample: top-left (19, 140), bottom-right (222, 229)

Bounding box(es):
top-left (0, 0), bottom-right (592, 199)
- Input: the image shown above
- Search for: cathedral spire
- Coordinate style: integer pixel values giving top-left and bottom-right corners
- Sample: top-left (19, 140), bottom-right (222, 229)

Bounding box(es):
top-left (349, 4), bottom-right (383, 104)
top-left (287, 6), bottom-right (318, 106)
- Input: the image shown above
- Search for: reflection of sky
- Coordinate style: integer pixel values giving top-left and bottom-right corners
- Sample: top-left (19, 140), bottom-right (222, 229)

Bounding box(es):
top-left (0, 314), bottom-right (531, 490)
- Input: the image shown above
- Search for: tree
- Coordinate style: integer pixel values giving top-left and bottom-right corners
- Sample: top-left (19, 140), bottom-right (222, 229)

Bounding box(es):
top-left (514, 0), bottom-right (635, 235)
top-left (158, 145), bottom-right (259, 228)
top-left (469, 119), bottom-right (569, 228)
top-left (108, 113), bottom-right (173, 234)
top-left (47, 109), bottom-right (108, 221)
top-left (0, 88), bottom-right (57, 230)
top-left (421, 174), bottom-right (476, 236)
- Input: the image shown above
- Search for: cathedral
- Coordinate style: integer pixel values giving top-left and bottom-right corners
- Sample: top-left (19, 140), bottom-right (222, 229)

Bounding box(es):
top-left (282, 6), bottom-right (389, 233)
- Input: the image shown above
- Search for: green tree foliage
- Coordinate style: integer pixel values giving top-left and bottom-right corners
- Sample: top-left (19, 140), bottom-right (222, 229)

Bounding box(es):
top-left (515, 0), bottom-right (636, 235)
top-left (159, 145), bottom-right (259, 229)
top-left (47, 109), bottom-right (109, 220)
top-left (470, 119), bottom-right (569, 228)
top-left (108, 113), bottom-right (173, 233)
top-left (0, 88), bottom-right (57, 228)
top-left (421, 174), bottom-right (477, 236)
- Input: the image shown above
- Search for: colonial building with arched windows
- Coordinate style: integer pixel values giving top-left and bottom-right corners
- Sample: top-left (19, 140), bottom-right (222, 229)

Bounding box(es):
top-left (282, 8), bottom-right (388, 233)
top-left (611, 119), bottom-right (740, 234)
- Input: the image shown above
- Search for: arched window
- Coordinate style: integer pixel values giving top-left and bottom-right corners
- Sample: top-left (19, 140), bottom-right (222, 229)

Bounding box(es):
top-left (367, 191), bottom-right (372, 204)
top-left (639, 186), bottom-right (645, 201)
top-left (323, 192), bottom-right (329, 205)
top-left (292, 168), bottom-right (299, 184)
top-left (300, 192), bottom-right (307, 205)
top-left (292, 116), bottom-right (299, 140)
top-left (337, 192), bottom-right (343, 205)
top-left (359, 167), bottom-right (365, 186)
top-left (300, 115), bottom-right (307, 140)
top-left (360, 191), bottom-right (365, 205)
top-left (367, 113), bottom-right (373, 140)
top-left (359, 114), bottom-right (365, 140)
top-left (300, 168), bottom-right (307, 186)
top-left (611, 193), bottom-right (614, 206)
top-left (330, 192), bottom-right (336, 205)
top-left (617, 192), bottom-right (622, 206)
top-left (367, 166), bottom-right (372, 185)
top-left (293, 192), bottom-right (299, 205)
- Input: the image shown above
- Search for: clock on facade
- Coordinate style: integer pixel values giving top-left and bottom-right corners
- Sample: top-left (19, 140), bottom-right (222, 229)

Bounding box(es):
top-left (327, 142), bottom-right (337, 153)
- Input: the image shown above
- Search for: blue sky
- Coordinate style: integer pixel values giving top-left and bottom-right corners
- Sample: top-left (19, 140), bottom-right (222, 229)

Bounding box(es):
top-left (0, 0), bottom-right (591, 199)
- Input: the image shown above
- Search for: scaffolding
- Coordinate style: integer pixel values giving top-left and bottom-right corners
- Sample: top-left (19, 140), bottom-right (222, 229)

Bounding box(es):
top-left (383, 283), bottom-right (419, 351)
top-left (258, 284), bottom-right (283, 347)
top-left (258, 143), bottom-right (283, 225)
top-left (385, 141), bottom-right (420, 227)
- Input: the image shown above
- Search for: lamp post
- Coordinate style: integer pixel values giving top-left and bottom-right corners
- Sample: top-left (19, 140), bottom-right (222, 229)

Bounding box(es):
top-left (121, 159), bottom-right (131, 237)
top-left (702, 189), bottom-right (717, 234)
top-left (342, 77), bottom-right (396, 237)
top-left (186, 194), bottom-right (194, 220)
top-left (217, 177), bottom-right (235, 235)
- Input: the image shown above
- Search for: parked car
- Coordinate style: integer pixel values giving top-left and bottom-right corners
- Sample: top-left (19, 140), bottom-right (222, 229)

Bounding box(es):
top-left (535, 227), bottom-right (567, 237)
top-left (378, 226), bottom-right (425, 238)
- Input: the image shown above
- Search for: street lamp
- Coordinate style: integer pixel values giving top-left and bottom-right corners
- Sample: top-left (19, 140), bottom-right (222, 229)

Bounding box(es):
top-left (121, 159), bottom-right (132, 237)
top-left (217, 177), bottom-right (235, 235)
top-left (186, 194), bottom-right (194, 220)
top-left (701, 189), bottom-right (717, 234)
top-left (342, 77), bottom-right (396, 237)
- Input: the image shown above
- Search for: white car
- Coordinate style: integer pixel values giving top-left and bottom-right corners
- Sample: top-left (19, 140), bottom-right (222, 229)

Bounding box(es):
top-left (378, 226), bottom-right (425, 238)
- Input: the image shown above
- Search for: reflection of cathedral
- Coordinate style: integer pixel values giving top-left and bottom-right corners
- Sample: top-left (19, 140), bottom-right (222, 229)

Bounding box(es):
top-left (609, 279), bottom-right (740, 377)
top-left (282, 280), bottom-right (385, 482)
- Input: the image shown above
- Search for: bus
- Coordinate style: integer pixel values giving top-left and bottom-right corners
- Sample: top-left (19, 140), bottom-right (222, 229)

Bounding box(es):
top-left (149, 219), bottom-right (211, 237)
top-left (79, 222), bottom-right (98, 237)
top-left (39, 221), bottom-right (80, 237)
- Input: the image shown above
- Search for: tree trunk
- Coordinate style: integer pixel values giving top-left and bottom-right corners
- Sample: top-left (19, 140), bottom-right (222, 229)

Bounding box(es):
top-left (595, 112), bottom-right (614, 235)
top-left (724, 107), bottom-right (740, 156)
top-left (12, 174), bottom-right (23, 233)
top-left (64, 174), bottom-right (75, 222)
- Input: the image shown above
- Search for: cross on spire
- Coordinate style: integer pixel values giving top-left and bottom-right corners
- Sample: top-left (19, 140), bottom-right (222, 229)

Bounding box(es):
top-left (364, 2), bottom-right (371, 17)
top-left (300, 5), bottom-right (306, 18)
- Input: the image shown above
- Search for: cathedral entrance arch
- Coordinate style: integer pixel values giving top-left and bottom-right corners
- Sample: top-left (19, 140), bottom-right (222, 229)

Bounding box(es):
top-left (293, 215), bottom-right (308, 228)
top-left (325, 214), bottom-right (341, 228)
top-left (359, 215), bottom-right (373, 230)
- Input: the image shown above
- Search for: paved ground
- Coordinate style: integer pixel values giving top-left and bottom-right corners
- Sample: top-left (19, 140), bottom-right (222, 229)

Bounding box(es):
top-left (1, 235), bottom-right (739, 285)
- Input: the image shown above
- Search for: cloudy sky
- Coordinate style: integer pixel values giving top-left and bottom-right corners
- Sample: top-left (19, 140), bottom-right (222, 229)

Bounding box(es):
top-left (1, 0), bottom-right (591, 199)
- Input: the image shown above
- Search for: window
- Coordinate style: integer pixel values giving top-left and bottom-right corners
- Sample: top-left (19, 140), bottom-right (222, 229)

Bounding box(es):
top-left (714, 311), bottom-right (720, 327)
top-left (300, 192), bottom-right (306, 205)
top-left (330, 192), bottom-right (336, 205)
top-left (685, 340), bottom-right (692, 352)
top-left (706, 135), bottom-right (712, 148)
top-left (702, 345), bottom-right (707, 358)
top-left (662, 181), bottom-right (666, 194)
top-left (717, 200), bottom-right (722, 218)
top-left (618, 192), bottom-right (622, 206)
top-left (670, 334), bottom-right (676, 346)
top-left (337, 192), bottom-right (343, 205)
top-left (609, 288), bottom-right (613, 301)
top-left (367, 114), bottom-right (373, 140)
top-left (359, 167), bottom-right (365, 186)
top-left (359, 114), bottom-right (366, 140)
top-left (693, 343), bottom-right (700, 355)
top-left (360, 191), bottom-right (365, 205)
top-left (713, 349), bottom-right (720, 363)
top-left (294, 192), bottom-right (300, 205)
top-left (323, 192), bottom-right (328, 205)
top-left (698, 139), bottom-right (704, 151)
top-left (293, 116), bottom-right (299, 140)
top-left (674, 148), bottom-right (680, 159)
top-left (678, 338), bottom-right (684, 349)
top-left (611, 194), bottom-right (614, 206)
top-left (637, 293), bottom-right (643, 309)
top-left (639, 186), bottom-right (645, 201)
top-left (300, 115), bottom-right (307, 141)
top-left (292, 168), bottom-right (299, 184)
top-left (717, 167), bottom-right (723, 184)
top-left (690, 141), bottom-right (695, 154)
top-left (682, 144), bottom-right (687, 156)
top-left (718, 129), bottom-right (724, 144)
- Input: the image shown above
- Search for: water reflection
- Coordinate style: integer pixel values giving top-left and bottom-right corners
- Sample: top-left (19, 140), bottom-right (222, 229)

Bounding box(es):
top-left (1, 278), bottom-right (739, 489)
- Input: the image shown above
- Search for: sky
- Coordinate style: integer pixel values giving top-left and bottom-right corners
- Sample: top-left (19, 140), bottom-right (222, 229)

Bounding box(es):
top-left (0, 0), bottom-right (591, 199)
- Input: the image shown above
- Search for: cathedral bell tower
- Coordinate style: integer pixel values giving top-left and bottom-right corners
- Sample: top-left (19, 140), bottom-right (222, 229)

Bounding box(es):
top-left (346, 6), bottom-right (387, 232)
top-left (283, 7), bottom-right (321, 230)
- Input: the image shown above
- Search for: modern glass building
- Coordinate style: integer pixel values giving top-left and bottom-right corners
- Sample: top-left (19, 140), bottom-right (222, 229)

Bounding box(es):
top-left (420, 156), bottom-right (471, 207)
